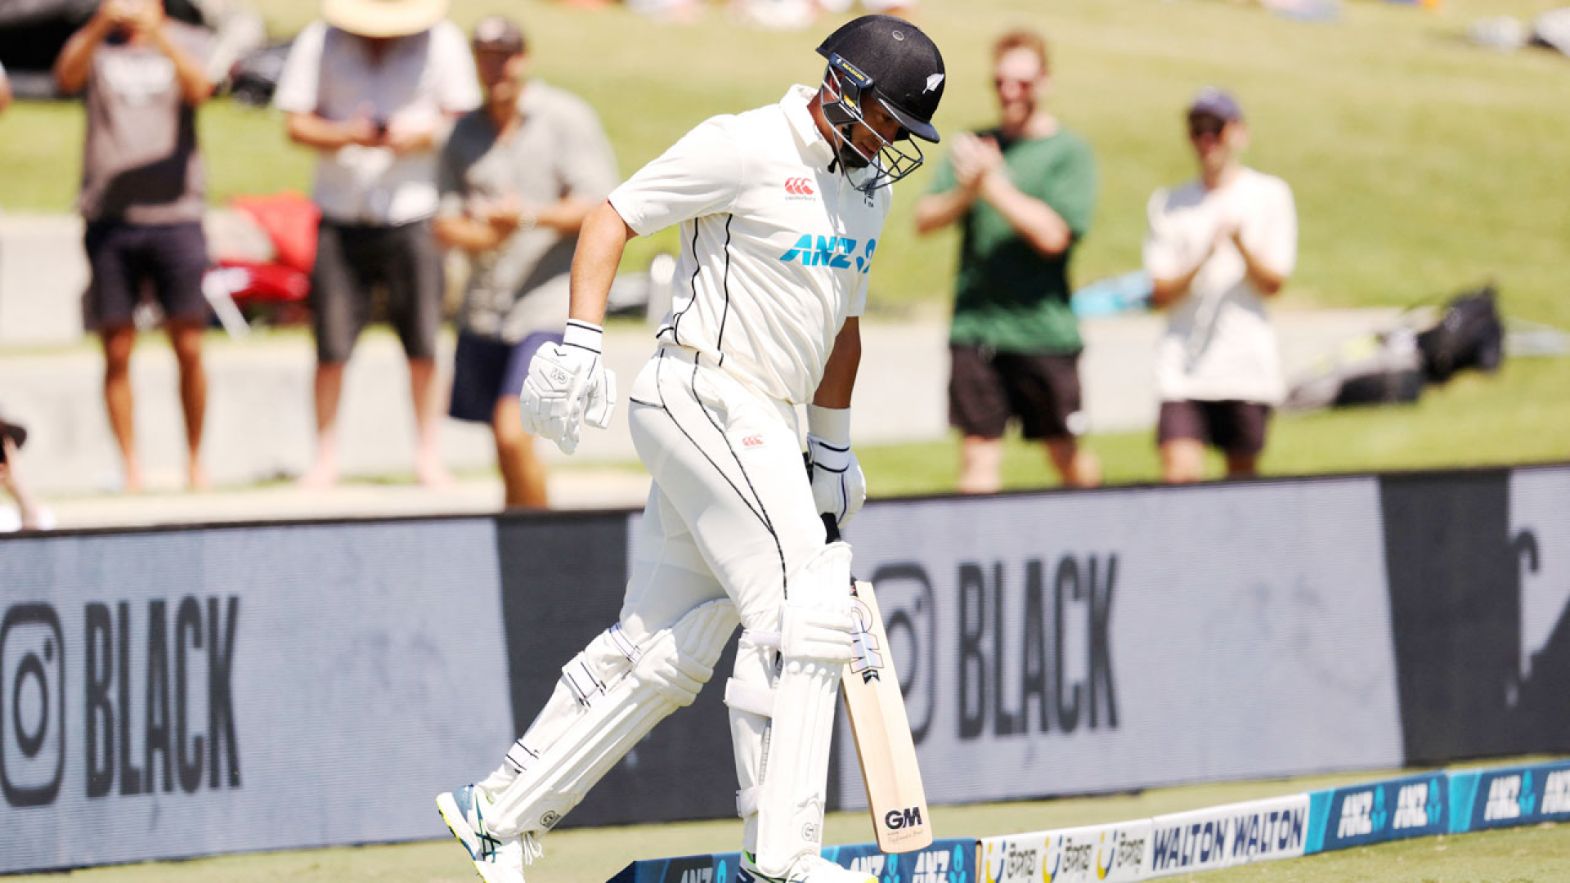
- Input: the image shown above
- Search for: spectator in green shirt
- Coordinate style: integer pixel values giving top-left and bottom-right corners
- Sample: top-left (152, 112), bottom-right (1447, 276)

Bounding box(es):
top-left (915, 28), bottom-right (1100, 491)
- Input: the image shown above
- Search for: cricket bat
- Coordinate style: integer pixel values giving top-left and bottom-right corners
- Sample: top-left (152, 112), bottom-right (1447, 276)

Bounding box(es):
top-left (822, 514), bottom-right (933, 853)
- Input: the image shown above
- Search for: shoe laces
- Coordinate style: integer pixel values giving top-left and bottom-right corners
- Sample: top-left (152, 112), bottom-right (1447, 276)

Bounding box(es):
top-left (521, 832), bottom-right (544, 866)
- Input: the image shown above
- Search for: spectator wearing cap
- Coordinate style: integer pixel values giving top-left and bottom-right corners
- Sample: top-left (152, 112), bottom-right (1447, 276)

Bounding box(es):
top-left (433, 16), bottom-right (617, 508)
top-left (914, 28), bottom-right (1101, 492)
top-left (54, 0), bottom-right (216, 492)
top-left (1143, 88), bottom-right (1298, 482)
top-left (273, 0), bottom-right (480, 488)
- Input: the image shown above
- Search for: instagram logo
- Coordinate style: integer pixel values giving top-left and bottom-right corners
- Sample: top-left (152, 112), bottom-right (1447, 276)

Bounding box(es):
top-left (866, 563), bottom-right (937, 745)
top-left (2, 604), bottom-right (65, 807)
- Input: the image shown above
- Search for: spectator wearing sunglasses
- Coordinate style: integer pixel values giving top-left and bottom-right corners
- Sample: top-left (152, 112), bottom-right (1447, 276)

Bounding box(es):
top-left (914, 28), bottom-right (1101, 493)
top-left (1142, 88), bottom-right (1298, 483)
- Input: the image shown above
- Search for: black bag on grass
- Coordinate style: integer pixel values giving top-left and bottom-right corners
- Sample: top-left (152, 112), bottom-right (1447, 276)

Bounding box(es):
top-left (1417, 285), bottom-right (1505, 383)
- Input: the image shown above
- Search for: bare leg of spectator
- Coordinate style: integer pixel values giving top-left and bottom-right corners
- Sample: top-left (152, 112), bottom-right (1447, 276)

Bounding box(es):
top-left (1160, 438), bottom-right (1207, 484)
top-left (409, 356), bottom-right (453, 488)
top-left (959, 435), bottom-right (1004, 494)
top-left (301, 361), bottom-right (345, 488)
top-left (1225, 451), bottom-right (1259, 479)
top-left (101, 325), bottom-right (143, 493)
top-left (168, 320), bottom-right (209, 490)
top-left (492, 396), bottom-right (547, 509)
top-left (1046, 437), bottom-right (1101, 489)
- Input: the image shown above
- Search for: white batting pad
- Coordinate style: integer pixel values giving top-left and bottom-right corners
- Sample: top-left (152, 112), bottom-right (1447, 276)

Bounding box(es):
top-left (484, 598), bottom-right (738, 838)
top-left (747, 542), bottom-right (857, 878)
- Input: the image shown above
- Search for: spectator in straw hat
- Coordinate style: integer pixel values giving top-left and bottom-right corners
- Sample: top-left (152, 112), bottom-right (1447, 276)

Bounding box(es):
top-left (274, 0), bottom-right (480, 488)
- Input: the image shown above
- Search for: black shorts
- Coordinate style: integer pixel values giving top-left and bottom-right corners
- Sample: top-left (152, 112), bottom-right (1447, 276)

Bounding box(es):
top-left (1157, 399), bottom-right (1273, 456)
top-left (83, 220), bottom-right (209, 330)
top-left (311, 219), bottom-right (443, 363)
top-left (948, 344), bottom-right (1086, 440)
top-left (449, 330), bottom-right (561, 423)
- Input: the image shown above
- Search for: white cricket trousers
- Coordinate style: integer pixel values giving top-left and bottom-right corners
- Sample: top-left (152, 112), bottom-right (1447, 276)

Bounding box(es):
top-left (622, 345), bottom-right (829, 636)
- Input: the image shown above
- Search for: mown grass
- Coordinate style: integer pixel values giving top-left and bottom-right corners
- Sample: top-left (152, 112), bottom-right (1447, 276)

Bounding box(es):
top-left (858, 356), bottom-right (1570, 493)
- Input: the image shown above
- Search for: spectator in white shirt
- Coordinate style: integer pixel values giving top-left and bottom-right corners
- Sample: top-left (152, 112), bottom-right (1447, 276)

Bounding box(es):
top-left (1143, 88), bottom-right (1297, 483)
top-left (274, 0), bottom-right (480, 488)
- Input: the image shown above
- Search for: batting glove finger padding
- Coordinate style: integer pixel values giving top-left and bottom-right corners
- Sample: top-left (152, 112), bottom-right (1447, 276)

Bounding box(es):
top-left (519, 321), bottom-right (617, 455)
top-left (807, 434), bottom-right (867, 529)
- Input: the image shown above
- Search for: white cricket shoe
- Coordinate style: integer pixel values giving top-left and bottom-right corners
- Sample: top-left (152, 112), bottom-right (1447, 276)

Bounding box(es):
top-left (436, 785), bottom-right (541, 883)
top-left (739, 852), bottom-right (877, 883)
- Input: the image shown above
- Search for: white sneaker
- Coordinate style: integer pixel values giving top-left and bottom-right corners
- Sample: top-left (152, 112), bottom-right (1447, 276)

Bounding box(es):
top-left (739, 852), bottom-right (876, 883)
top-left (437, 785), bottom-right (540, 883)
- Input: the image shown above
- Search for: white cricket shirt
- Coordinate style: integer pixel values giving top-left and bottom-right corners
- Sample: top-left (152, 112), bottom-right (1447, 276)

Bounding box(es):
top-left (1143, 167), bottom-right (1297, 405)
top-left (609, 85), bottom-right (891, 405)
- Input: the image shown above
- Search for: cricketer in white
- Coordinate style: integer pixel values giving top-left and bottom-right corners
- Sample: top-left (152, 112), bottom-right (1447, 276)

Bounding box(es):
top-left (436, 14), bottom-right (947, 883)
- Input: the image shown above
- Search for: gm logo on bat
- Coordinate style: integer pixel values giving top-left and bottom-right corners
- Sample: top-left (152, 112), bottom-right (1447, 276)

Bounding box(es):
top-left (886, 806), bottom-right (924, 830)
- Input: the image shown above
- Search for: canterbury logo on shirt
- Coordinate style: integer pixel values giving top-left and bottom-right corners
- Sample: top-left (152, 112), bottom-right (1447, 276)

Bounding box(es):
top-left (783, 177), bottom-right (816, 197)
top-left (778, 235), bottom-right (877, 273)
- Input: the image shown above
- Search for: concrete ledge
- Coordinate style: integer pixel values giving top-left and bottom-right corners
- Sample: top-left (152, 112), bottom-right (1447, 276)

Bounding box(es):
top-left (0, 213), bottom-right (90, 347)
top-left (0, 309), bottom-right (1400, 498)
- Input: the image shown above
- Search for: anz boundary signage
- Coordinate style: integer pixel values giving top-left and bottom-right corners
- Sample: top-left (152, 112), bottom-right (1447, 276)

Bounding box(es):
top-left (1448, 760), bottom-right (1570, 833)
top-left (1303, 773), bottom-right (1447, 853)
top-left (610, 839), bottom-right (976, 883)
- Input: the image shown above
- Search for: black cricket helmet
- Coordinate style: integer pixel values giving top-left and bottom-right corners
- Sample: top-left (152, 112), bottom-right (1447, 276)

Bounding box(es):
top-left (816, 14), bottom-right (946, 192)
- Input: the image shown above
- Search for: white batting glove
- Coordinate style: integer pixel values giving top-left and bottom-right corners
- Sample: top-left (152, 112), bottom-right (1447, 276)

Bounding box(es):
top-left (806, 404), bottom-right (866, 529)
top-left (520, 320), bottom-right (618, 455)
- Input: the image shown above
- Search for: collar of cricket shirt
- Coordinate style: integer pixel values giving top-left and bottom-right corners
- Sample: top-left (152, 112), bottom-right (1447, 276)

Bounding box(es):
top-left (781, 84), bottom-right (836, 171)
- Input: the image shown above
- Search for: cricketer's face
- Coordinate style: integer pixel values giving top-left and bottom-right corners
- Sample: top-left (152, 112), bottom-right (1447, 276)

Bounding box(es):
top-left (993, 47), bottom-right (1045, 130)
top-left (838, 98), bottom-right (904, 169)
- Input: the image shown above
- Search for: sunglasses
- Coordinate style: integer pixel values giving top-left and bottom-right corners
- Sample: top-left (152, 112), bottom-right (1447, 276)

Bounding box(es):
top-left (993, 76), bottom-right (1038, 91)
top-left (1187, 117), bottom-right (1228, 138)
top-left (1186, 116), bottom-right (1237, 138)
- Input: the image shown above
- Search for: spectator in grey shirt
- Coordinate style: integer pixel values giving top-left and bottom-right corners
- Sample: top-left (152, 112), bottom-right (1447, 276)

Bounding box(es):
top-left (434, 15), bottom-right (617, 508)
top-left (54, 0), bottom-right (214, 492)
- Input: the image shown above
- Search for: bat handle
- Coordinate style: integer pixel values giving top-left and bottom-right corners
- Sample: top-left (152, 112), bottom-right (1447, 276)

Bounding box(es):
top-left (806, 452), bottom-right (843, 543)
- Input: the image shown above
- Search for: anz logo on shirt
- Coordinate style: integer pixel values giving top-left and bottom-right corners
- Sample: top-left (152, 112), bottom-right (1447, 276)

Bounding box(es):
top-left (778, 235), bottom-right (877, 274)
